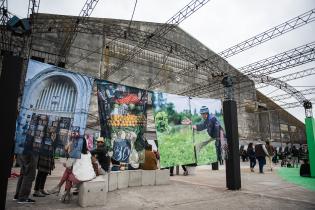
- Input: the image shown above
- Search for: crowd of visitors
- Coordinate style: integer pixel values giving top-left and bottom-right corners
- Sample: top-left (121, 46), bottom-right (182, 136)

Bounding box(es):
top-left (12, 132), bottom-right (163, 205)
top-left (12, 123), bottom-right (310, 206)
top-left (241, 141), bottom-right (310, 175)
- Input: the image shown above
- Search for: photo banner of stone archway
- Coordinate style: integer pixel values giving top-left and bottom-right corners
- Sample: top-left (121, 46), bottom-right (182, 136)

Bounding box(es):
top-left (15, 59), bottom-right (94, 159)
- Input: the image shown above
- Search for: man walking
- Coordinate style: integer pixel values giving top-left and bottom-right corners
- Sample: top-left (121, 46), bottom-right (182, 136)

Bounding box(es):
top-left (265, 141), bottom-right (275, 171)
top-left (255, 140), bottom-right (269, 174)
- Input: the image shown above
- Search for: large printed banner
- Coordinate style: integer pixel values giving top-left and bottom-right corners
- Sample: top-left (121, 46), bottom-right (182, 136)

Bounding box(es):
top-left (153, 93), bottom-right (225, 168)
top-left (15, 60), bottom-right (94, 158)
top-left (190, 97), bottom-right (224, 165)
top-left (153, 93), bottom-right (195, 168)
top-left (96, 80), bottom-right (147, 164)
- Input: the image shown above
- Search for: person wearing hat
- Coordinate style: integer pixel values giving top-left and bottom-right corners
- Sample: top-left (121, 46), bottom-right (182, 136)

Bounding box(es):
top-left (90, 137), bottom-right (110, 174)
top-left (192, 106), bottom-right (223, 162)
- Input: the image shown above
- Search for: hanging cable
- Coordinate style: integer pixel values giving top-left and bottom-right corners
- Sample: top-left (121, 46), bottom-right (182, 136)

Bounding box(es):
top-left (127, 0), bottom-right (138, 32)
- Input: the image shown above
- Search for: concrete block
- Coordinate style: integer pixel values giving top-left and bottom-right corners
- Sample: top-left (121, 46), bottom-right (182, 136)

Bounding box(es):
top-left (108, 171), bottom-right (119, 191)
top-left (155, 169), bottom-right (170, 185)
top-left (129, 170), bottom-right (142, 187)
top-left (78, 176), bottom-right (107, 207)
top-left (141, 170), bottom-right (156, 186)
top-left (101, 173), bottom-right (109, 192)
top-left (117, 170), bottom-right (129, 189)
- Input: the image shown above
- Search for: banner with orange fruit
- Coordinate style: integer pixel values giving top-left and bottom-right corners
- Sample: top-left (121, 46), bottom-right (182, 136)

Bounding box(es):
top-left (96, 80), bottom-right (148, 164)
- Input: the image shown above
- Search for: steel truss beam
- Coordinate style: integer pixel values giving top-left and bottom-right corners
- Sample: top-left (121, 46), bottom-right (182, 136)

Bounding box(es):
top-left (178, 42), bottom-right (315, 96)
top-left (1, 0), bottom-right (37, 56)
top-left (256, 66), bottom-right (315, 89)
top-left (239, 42), bottom-right (315, 75)
top-left (271, 88), bottom-right (315, 101)
top-left (30, 15), bottom-right (219, 77)
top-left (28, 0), bottom-right (40, 19)
top-left (247, 74), bottom-right (308, 105)
top-left (279, 99), bottom-right (315, 109)
top-left (0, 0), bottom-right (10, 51)
top-left (104, 0), bottom-right (210, 78)
top-left (24, 0), bottom-right (41, 59)
top-left (171, 9), bottom-right (315, 84)
top-left (58, 0), bottom-right (99, 63)
top-left (218, 9), bottom-right (315, 58)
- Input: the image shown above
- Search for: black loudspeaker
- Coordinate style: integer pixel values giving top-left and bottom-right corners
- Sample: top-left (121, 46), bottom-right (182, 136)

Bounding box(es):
top-left (6, 16), bottom-right (31, 35)
top-left (223, 100), bottom-right (241, 190)
top-left (0, 52), bottom-right (23, 209)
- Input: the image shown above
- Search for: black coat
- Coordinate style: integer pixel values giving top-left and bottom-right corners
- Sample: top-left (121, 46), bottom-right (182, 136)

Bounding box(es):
top-left (91, 145), bottom-right (110, 172)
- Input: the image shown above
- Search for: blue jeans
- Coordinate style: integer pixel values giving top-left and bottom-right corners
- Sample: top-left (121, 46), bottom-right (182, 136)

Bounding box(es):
top-left (257, 157), bottom-right (266, 173)
top-left (111, 165), bottom-right (120, 171)
top-left (250, 158), bottom-right (256, 169)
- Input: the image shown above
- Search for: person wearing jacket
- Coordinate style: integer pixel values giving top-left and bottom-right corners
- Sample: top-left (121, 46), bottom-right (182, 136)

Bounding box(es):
top-left (90, 137), bottom-right (110, 173)
top-left (265, 141), bottom-right (275, 171)
top-left (48, 139), bottom-right (96, 203)
top-left (192, 106), bottom-right (223, 162)
top-left (255, 140), bottom-right (269, 173)
top-left (247, 143), bottom-right (256, 172)
top-left (291, 145), bottom-right (299, 168)
top-left (141, 144), bottom-right (158, 170)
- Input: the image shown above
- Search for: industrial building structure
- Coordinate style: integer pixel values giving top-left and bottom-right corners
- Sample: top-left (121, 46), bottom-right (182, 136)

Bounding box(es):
top-left (0, 13), bottom-right (306, 146)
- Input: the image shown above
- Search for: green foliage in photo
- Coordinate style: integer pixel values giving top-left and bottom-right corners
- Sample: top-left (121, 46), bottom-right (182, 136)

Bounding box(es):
top-left (158, 125), bottom-right (195, 168)
top-left (155, 111), bottom-right (169, 132)
top-left (153, 96), bottom-right (221, 167)
top-left (193, 129), bottom-right (217, 165)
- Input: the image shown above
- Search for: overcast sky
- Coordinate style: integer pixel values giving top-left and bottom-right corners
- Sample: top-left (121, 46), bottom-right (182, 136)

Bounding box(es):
top-left (9, 0), bottom-right (315, 123)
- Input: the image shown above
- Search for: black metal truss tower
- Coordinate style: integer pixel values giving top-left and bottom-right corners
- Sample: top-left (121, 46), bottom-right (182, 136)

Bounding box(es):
top-left (58, 0), bottom-right (100, 64)
top-left (104, 0), bottom-right (210, 78)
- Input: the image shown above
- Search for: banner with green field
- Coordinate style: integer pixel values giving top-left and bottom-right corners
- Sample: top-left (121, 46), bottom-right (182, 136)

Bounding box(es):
top-left (153, 93), bottom-right (224, 168)
top-left (190, 97), bottom-right (224, 165)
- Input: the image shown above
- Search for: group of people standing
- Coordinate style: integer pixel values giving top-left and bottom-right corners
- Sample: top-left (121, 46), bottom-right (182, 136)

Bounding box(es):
top-left (13, 131), bottom-right (98, 204)
top-left (245, 141), bottom-right (309, 174)
top-left (246, 140), bottom-right (275, 173)
top-left (13, 131), bottom-right (163, 205)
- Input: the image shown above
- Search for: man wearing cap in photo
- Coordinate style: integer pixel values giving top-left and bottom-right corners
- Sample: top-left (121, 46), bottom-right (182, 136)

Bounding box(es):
top-left (192, 106), bottom-right (223, 162)
top-left (90, 137), bottom-right (110, 174)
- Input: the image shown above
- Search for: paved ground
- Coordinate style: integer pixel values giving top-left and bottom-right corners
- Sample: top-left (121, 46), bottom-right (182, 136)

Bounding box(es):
top-left (6, 159), bottom-right (315, 210)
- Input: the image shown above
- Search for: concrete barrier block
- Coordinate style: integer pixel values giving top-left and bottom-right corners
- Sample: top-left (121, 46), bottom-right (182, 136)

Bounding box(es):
top-left (108, 171), bottom-right (119, 191)
top-left (129, 170), bottom-right (142, 187)
top-left (117, 170), bottom-right (129, 189)
top-left (78, 176), bottom-right (107, 207)
top-left (101, 173), bottom-right (109, 192)
top-left (155, 169), bottom-right (170, 185)
top-left (141, 170), bottom-right (156, 186)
